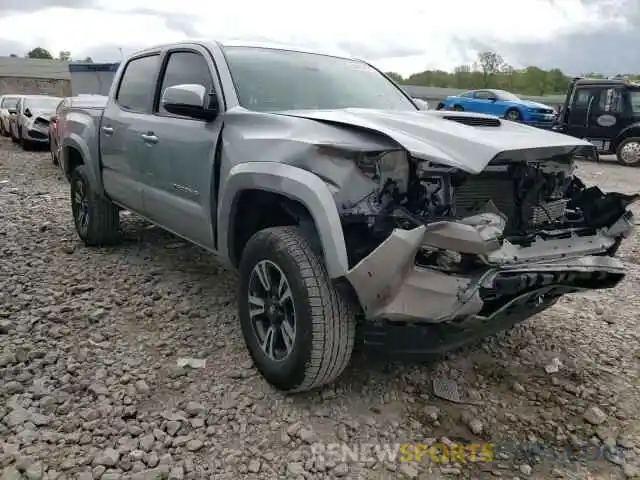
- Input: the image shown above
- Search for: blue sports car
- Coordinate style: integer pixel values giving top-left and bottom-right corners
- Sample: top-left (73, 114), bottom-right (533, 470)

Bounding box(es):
top-left (437, 89), bottom-right (557, 128)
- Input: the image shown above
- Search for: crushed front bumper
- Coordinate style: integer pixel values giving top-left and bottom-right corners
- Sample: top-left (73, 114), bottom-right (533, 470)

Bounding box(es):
top-left (345, 211), bottom-right (633, 324)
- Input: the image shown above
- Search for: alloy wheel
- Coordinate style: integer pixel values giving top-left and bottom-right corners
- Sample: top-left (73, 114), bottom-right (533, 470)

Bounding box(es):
top-left (248, 259), bottom-right (296, 362)
top-left (619, 141), bottom-right (640, 165)
top-left (72, 178), bottom-right (90, 235)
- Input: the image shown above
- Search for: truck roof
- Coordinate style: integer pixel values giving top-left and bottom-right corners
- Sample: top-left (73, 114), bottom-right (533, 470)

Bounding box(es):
top-left (127, 40), bottom-right (358, 63)
top-left (573, 77), bottom-right (640, 88)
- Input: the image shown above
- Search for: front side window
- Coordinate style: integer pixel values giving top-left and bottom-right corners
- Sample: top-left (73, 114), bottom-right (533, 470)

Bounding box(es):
top-left (574, 88), bottom-right (595, 107)
top-left (222, 46), bottom-right (416, 112)
top-left (158, 51), bottom-right (213, 115)
top-left (474, 91), bottom-right (493, 99)
top-left (116, 54), bottom-right (160, 113)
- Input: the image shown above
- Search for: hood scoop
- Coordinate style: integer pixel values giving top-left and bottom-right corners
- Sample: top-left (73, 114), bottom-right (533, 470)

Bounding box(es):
top-left (443, 115), bottom-right (501, 127)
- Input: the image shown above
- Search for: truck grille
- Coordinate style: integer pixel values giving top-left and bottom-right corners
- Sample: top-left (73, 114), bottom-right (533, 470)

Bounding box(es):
top-left (454, 172), bottom-right (566, 232)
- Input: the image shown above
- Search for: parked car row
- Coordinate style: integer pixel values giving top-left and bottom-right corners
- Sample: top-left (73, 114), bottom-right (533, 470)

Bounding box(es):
top-left (0, 94), bottom-right (62, 149)
top-left (0, 93), bottom-right (108, 159)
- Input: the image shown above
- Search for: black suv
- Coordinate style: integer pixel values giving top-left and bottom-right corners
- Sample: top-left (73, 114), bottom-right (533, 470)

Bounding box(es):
top-left (553, 77), bottom-right (640, 166)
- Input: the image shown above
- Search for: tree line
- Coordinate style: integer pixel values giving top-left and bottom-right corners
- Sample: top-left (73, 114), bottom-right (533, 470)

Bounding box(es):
top-left (7, 47), bottom-right (93, 63)
top-left (386, 51), bottom-right (640, 96)
top-left (9, 47), bottom-right (639, 94)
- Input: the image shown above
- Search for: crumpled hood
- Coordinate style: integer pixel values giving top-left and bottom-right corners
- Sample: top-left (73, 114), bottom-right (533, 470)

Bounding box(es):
top-left (279, 108), bottom-right (593, 174)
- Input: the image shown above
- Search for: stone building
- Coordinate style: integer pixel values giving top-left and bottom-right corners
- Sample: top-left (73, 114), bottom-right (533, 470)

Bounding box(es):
top-left (0, 57), bottom-right (72, 96)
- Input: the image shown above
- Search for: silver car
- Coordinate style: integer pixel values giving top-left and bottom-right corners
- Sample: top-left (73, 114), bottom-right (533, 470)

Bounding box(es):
top-left (0, 94), bottom-right (19, 137)
top-left (10, 95), bottom-right (62, 149)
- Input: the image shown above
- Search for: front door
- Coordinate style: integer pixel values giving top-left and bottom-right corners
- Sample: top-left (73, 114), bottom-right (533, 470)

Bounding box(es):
top-left (100, 53), bottom-right (162, 214)
top-left (141, 47), bottom-right (224, 250)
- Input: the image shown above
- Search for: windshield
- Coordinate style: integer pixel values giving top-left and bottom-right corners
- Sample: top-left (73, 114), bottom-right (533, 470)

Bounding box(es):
top-left (222, 46), bottom-right (417, 112)
top-left (1, 96), bottom-right (18, 109)
top-left (25, 97), bottom-right (61, 111)
top-left (495, 90), bottom-right (520, 101)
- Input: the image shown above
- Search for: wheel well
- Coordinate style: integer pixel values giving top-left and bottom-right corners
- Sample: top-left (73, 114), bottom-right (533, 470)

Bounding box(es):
top-left (229, 190), bottom-right (318, 268)
top-left (64, 146), bottom-right (84, 179)
top-left (612, 129), bottom-right (640, 152)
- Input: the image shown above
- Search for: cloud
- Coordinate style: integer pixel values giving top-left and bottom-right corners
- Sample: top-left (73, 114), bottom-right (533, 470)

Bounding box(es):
top-left (502, 0), bottom-right (639, 74)
top-left (0, 0), bottom-right (91, 16)
top-left (0, 0), bottom-right (628, 76)
top-left (0, 39), bottom-right (28, 57)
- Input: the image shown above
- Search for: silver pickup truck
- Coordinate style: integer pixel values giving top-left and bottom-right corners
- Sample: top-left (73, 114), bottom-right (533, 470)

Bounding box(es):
top-left (60, 40), bottom-right (638, 393)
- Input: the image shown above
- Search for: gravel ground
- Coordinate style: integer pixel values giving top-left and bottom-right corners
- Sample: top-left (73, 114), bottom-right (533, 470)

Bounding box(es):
top-left (1, 137), bottom-right (639, 480)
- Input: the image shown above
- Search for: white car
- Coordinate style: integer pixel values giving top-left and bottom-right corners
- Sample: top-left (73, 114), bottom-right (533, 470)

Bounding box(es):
top-left (0, 94), bottom-right (19, 137)
top-left (9, 95), bottom-right (61, 149)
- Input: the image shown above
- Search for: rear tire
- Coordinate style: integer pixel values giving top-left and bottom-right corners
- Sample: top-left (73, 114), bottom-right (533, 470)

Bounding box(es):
top-left (616, 137), bottom-right (640, 166)
top-left (70, 165), bottom-right (120, 246)
top-left (238, 226), bottom-right (357, 393)
top-left (10, 126), bottom-right (18, 143)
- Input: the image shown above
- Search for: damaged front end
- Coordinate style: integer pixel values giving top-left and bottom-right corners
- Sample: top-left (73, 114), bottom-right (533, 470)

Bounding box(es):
top-left (330, 146), bottom-right (638, 326)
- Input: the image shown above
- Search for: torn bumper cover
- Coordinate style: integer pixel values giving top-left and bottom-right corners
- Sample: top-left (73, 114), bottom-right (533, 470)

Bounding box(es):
top-left (345, 210), bottom-right (634, 323)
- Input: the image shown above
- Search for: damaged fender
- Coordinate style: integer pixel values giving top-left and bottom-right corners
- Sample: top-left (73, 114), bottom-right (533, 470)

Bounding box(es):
top-left (218, 162), bottom-right (351, 277)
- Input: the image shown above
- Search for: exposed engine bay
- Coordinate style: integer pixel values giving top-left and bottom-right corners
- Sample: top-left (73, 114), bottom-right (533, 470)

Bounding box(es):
top-left (336, 149), bottom-right (639, 270)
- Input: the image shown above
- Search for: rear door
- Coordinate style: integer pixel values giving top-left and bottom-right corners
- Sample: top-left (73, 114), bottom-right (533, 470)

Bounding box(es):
top-left (141, 46), bottom-right (225, 249)
top-left (584, 87), bottom-right (629, 152)
top-left (100, 53), bottom-right (162, 213)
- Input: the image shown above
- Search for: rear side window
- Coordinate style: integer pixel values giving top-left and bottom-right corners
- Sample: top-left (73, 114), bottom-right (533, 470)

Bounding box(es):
top-left (116, 55), bottom-right (160, 112)
top-left (157, 51), bottom-right (213, 115)
top-left (598, 88), bottom-right (623, 113)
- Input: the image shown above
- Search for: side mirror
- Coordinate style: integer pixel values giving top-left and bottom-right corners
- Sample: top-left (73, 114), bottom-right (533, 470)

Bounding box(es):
top-left (8, 109), bottom-right (16, 115)
top-left (24, 108), bottom-right (32, 117)
top-left (412, 98), bottom-right (429, 110)
top-left (488, 96), bottom-right (497, 102)
top-left (161, 84), bottom-right (217, 121)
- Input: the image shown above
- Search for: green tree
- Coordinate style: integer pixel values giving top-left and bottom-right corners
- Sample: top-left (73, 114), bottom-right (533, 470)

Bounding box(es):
top-left (27, 47), bottom-right (53, 59)
top-left (83, 56), bottom-right (94, 63)
top-left (476, 51), bottom-right (505, 87)
top-left (385, 71), bottom-right (403, 83)
top-left (58, 50), bottom-right (71, 61)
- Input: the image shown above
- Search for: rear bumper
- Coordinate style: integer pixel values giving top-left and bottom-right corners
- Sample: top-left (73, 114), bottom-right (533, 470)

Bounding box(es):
top-left (345, 212), bottom-right (632, 325)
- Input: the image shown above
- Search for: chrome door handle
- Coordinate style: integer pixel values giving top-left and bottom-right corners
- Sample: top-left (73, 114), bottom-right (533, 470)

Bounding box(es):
top-left (102, 126), bottom-right (114, 135)
top-left (141, 133), bottom-right (158, 144)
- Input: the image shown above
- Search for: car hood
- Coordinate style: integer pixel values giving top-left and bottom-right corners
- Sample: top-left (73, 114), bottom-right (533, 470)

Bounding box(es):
top-left (31, 110), bottom-right (54, 120)
top-left (278, 108), bottom-right (593, 174)
top-left (516, 100), bottom-right (554, 110)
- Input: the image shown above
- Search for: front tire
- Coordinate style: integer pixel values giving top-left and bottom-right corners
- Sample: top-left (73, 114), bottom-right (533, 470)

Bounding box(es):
top-left (505, 108), bottom-right (521, 121)
top-left (50, 137), bottom-right (58, 165)
top-left (453, 104), bottom-right (464, 111)
top-left (0, 122), bottom-right (6, 137)
top-left (70, 165), bottom-right (120, 246)
top-left (238, 226), bottom-right (357, 393)
top-left (616, 137), bottom-right (640, 166)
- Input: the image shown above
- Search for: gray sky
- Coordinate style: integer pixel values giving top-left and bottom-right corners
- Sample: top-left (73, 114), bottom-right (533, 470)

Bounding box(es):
top-left (0, 0), bottom-right (635, 76)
